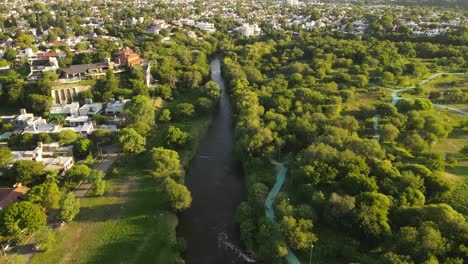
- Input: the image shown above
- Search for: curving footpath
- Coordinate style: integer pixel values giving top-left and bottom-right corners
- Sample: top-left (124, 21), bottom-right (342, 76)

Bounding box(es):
top-left (373, 72), bottom-right (466, 139)
top-left (266, 160), bottom-right (301, 264)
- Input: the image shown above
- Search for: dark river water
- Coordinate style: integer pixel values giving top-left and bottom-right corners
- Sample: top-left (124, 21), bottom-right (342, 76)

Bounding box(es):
top-left (178, 57), bottom-right (247, 264)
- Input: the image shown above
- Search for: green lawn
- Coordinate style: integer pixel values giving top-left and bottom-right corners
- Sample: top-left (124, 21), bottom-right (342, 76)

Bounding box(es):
top-left (420, 73), bottom-right (466, 93)
top-left (29, 155), bottom-right (180, 264)
top-left (26, 92), bottom-right (214, 264)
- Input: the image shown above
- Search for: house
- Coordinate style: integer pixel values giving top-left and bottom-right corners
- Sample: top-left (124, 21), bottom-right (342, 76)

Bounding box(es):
top-left (0, 184), bottom-right (29, 210)
top-left (29, 57), bottom-right (59, 76)
top-left (180, 19), bottom-right (195, 26)
top-left (283, 0), bottom-right (299, 6)
top-left (50, 102), bottom-right (80, 117)
top-left (66, 116), bottom-right (89, 126)
top-left (239, 23), bottom-right (262, 37)
top-left (9, 109), bottom-right (46, 129)
top-left (105, 98), bottom-right (129, 114)
top-left (113, 47), bottom-right (145, 67)
top-left (12, 142), bottom-right (75, 176)
top-left (195, 22), bottom-right (216, 33)
top-left (79, 100), bottom-right (103, 116)
top-left (58, 61), bottom-right (113, 80)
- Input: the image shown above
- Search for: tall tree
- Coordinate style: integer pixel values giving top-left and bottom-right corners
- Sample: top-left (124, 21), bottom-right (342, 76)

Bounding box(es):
top-left (0, 147), bottom-right (13, 168)
top-left (0, 201), bottom-right (46, 237)
top-left (59, 193), bottom-right (80, 222)
top-left (123, 95), bottom-right (155, 125)
top-left (150, 147), bottom-right (181, 178)
top-left (163, 177), bottom-right (192, 212)
top-left (118, 128), bottom-right (146, 153)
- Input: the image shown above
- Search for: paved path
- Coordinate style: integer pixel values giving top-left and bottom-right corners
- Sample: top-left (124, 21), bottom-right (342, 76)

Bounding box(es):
top-left (265, 161), bottom-right (301, 264)
top-left (373, 72), bottom-right (466, 140)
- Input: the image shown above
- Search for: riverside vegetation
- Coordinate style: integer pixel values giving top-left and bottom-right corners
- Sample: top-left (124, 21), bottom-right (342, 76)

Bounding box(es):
top-left (222, 29), bottom-right (467, 263)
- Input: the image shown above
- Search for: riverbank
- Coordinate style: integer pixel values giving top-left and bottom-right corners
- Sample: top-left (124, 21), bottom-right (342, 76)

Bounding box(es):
top-left (21, 85), bottom-right (218, 264)
top-left (178, 57), bottom-right (247, 264)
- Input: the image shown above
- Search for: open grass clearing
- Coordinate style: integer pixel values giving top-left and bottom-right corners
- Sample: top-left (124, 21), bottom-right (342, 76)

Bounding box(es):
top-left (28, 154), bottom-right (180, 264)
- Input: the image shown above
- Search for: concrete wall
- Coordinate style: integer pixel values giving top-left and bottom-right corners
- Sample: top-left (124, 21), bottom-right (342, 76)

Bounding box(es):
top-left (51, 84), bottom-right (92, 104)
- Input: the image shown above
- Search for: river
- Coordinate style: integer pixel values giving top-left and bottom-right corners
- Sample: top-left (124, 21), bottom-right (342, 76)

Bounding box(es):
top-left (178, 57), bottom-right (249, 263)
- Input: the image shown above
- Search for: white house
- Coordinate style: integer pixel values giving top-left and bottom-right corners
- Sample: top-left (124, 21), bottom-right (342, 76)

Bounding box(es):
top-left (283, 0), bottom-right (299, 6)
top-left (105, 98), bottom-right (130, 114)
top-left (50, 102), bottom-right (80, 117)
top-left (240, 23), bottom-right (262, 37)
top-left (195, 22), bottom-right (215, 33)
top-left (79, 100), bottom-right (103, 116)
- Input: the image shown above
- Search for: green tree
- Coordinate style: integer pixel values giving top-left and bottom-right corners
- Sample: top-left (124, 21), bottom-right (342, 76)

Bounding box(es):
top-left (163, 177), bottom-right (192, 212)
top-left (118, 128), bottom-right (146, 153)
top-left (280, 216), bottom-right (317, 251)
top-left (380, 123), bottom-right (400, 142)
top-left (90, 129), bottom-right (114, 144)
top-left (37, 72), bottom-right (58, 95)
top-left (101, 70), bottom-right (118, 101)
top-left (196, 97), bottom-right (214, 113)
top-left (203, 81), bottom-right (221, 100)
top-left (158, 109), bottom-right (171, 122)
top-left (3, 48), bottom-right (18, 62)
top-left (150, 147), bottom-right (181, 178)
top-left (354, 192), bottom-right (391, 240)
top-left (174, 103), bottom-right (195, 120)
top-left (0, 201), bottom-right (46, 237)
top-left (248, 182), bottom-right (269, 206)
top-left (28, 94), bottom-right (53, 114)
top-left (355, 74), bottom-right (369, 88)
top-left (73, 138), bottom-right (94, 159)
top-left (65, 164), bottom-right (91, 182)
top-left (181, 71), bottom-right (202, 89)
top-left (129, 121), bottom-right (151, 136)
top-left (342, 173), bottom-right (379, 196)
top-left (0, 147), bottom-right (13, 168)
top-left (155, 84), bottom-right (172, 100)
top-left (11, 160), bottom-right (45, 186)
top-left (123, 95), bottom-right (155, 125)
top-left (395, 223), bottom-right (448, 262)
top-left (26, 182), bottom-right (62, 212)
top-left (89, 170), bottom-right (106, 196)
top-left (165, 126), bottom-right (190, 149)
top-left (59, 193), bottom-right (80, 222)
top-left (58, 130), bottom-right (79, 145)
top-left (404, 134), bottom-right (428, 154)
top-left (3, 71), bottom-right (25, 103)
top-left (35, 227), bottom-right (56, 252)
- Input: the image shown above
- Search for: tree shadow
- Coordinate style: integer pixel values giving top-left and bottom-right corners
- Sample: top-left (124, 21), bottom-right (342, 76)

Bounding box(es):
top-left (75, 203), bottom-right (126, 222)
top-left (80, 183), bottom-right (178, 263)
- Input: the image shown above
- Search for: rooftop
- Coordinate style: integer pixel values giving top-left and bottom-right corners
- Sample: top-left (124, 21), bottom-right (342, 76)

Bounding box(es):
top-left (0, 185), bottom-right (29, 210)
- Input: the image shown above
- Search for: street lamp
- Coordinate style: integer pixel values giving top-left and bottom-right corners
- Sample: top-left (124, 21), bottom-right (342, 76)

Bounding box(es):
top-left (309, 244), bottom-right (314, 264)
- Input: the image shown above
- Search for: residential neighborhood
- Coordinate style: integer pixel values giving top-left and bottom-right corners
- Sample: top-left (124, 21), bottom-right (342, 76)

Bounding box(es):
top-left (0, 0), bottom-right (466, 263)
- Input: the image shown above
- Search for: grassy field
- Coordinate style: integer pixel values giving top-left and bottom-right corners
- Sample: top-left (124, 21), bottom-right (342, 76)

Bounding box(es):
top-left (28, 154), bottom-right (180, 264)
top-left (22, 92), bottom-right (213, 264)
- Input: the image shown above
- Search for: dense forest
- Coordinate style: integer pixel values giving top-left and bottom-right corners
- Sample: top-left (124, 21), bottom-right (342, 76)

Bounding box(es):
top-left (221, 29), bottom-right (467, 263)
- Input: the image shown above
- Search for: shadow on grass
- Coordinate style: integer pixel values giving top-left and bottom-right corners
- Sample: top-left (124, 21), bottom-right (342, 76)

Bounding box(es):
top-left (446, 162), bottom-right (468, 177)
top-left (13, 243), bottom-right (35, 255)
top-left (75, 203), bottom-right (127, 222)
top-left (80, 179), bottom-right (179, 264)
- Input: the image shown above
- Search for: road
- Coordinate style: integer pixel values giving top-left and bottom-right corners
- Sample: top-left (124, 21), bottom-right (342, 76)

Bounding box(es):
top-left (74, 145), bottom-right (120, 199)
